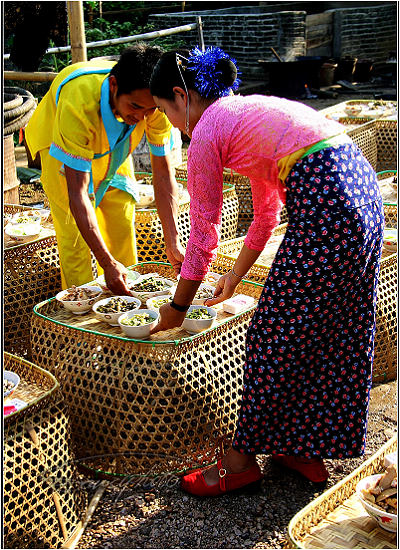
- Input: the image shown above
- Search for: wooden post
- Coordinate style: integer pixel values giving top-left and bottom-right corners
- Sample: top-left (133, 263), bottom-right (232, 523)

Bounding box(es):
top-left (67, 1), bottom-right (87, 63)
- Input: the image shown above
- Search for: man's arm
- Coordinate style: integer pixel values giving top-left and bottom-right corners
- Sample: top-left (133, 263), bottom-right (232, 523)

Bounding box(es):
top-left (64, 165), bottom-right (132, 295)
top-left (150, 154), bottom-right (185, 274)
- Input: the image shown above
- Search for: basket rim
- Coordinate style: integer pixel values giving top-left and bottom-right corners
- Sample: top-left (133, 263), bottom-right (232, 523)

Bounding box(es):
top-left (3, 352), bottom-right (59, 423)
top-left (32, 261), bottom-right (262, 346)
top-left (287, 435), bottom-right (397, 549)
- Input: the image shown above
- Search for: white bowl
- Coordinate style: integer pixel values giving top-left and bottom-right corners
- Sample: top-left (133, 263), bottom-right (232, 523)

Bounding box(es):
top-left (192, 284), bottom-right (216, 305)
top-left (146, 295), bottom-right (173, 311)
top-left (10, 211), bottom-right (42, 225)
top-left (56, 285), bottom-right (103, 315)
top-left (95, 270), bottom-right (141, 291)
top-left (4, 370), bottom-right (20, 399)
top-left (5, 222), bottom-right (41, 243)
top-left (182, 305), bottom-right (217, 334)
top-left (129, 276), bottom-right (176, 303)
top-left (356, 474), bottom-right (397, 532)
top-left (92, 296), bottom-right (142, 326)
top-left (118, 308), bottom-right (159, 339)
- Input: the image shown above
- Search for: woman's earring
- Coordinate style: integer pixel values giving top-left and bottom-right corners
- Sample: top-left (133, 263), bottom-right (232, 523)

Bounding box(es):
top-left (185, 95), bottom-right (190, 134)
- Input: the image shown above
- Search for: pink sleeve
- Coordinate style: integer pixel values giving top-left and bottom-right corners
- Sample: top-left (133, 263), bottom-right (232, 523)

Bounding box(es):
top-left (180, 141), bottom-right (224, 281)
top-left (244, 177), bottom-right (283, 251)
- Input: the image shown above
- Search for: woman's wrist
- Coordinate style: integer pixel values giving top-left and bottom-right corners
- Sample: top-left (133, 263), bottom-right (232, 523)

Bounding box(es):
top-left (170, 300), bottom-right (190, 312)
top-left (231, 266), bottom-right (245, 280)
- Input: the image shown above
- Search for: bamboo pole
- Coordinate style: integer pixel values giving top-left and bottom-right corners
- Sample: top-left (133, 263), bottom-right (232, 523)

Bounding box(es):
top-left (67, 1), bottom-right (87, 63)
top-left (4, 71), bottom-right (57, 82)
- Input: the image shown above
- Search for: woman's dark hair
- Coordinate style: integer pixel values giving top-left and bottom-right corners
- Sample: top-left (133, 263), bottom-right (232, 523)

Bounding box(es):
top-left (110, 43), bottom-right (164, 95)
top-left (150, 48), bottom-right (238, 100)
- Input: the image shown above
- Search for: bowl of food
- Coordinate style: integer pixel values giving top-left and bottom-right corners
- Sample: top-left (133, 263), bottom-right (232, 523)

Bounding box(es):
top-left (129, 275), bottom-right (176, 303)
top-left (192, 284), bottom-right (216, 305)
top-left (5, 222), bottom-right (42, 243)
top-left (383, 229), bottom-right (397, 254)
top-left (95, 270), bottom-right (140, 291)
top-left (56, 285), bottom-right (103, 314)
top-left (182, 305), bottom-right (217, 334)
top-left (10, 211), bottom-right (43, 225)
top-left (4, 371), bottom-right (20, 399)
top-left (93, 296), bottom-right (142, 326)
top-left (118, 308), bottom-right (159, 338)
top-left (344, 103), bottom-right (363, 116)
top-left (136, 183), bottom-right (155, 208)
top-left (146, 295), bottom-right (173, 311)
top-left (356, 467), bottom-right (397, 532)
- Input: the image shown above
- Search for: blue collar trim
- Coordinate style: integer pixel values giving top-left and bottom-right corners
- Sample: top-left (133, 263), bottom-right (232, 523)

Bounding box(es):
top-left (101, 78), bottom-right (135, 149)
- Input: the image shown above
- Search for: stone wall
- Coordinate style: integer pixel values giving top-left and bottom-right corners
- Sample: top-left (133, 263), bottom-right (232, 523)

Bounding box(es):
top-left (149, 3), bottom-right (396, 80)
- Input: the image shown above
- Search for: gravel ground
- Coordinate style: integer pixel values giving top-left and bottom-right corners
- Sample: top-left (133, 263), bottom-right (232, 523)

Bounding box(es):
top-left (76, 91), bottom-right (396, 549)
top-left (76, 382), bottom-right (396, 550)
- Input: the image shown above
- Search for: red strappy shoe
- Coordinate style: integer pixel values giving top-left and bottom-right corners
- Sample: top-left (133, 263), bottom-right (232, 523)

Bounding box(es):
top-left (271, 454), bottom-right (329, 483)
top-left (180, 458), bottom-right (263, 497)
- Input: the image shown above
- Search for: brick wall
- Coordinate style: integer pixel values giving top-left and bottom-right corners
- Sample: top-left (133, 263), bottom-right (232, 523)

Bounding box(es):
top-left (150, 3), bottom-right (396, 80)
top-left (333, 4), bottom-right (397, 61)
top-left (149, 9), bottom-right (307, 79)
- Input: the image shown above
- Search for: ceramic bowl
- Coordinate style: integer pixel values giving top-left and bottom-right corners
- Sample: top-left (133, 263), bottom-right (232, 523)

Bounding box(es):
top-left (10, 211), bottom-right (42, 225)
top-left (356, 474), bottom-right (397, 532)
top-left (182, 305), bottom-right (217, 334)
top-left (129, 276), bottom-right (176, 303)
top-left (118, 308), bottom-right (159, 339)
top-left (192, 284), bottom-right (216, 305)
top-left (93, 296), bottom-right (142, 326)
top-left (94, 270), bottom-right (140, 291)
top-left (3, 370), bottom-right (20, 399)
top-left (5, 222), bottom-right (41, 243)
top-left (56, 285), bottom-right (103, 315)
top-left (146, 295), bottom-right (173, 312)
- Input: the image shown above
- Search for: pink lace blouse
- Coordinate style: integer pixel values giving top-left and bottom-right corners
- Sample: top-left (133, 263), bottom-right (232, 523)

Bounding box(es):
top-left (180, 94), bottom-right (344, 280)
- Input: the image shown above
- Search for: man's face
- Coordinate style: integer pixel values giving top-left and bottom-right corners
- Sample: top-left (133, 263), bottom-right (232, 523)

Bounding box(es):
top-left (109, 76), bottom-right (157, 125)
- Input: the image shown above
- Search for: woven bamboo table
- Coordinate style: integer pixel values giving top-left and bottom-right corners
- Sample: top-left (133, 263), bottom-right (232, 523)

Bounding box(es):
top-left (30, 262), bottom-right (263, 477)
top-left (4, 352), bottom-right (87, 549)
top-left (215, 228), bottom-right (397, 384)
top-left (135, 173), bottom-right (239, 262)
top-left (4, 204), bottom-right (61, 359)
top-left (286, 436), bottom-right (397, 549)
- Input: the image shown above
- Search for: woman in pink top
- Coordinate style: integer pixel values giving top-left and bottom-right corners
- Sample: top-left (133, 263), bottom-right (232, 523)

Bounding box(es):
top-left (150, 47), bottom-right (384, 496)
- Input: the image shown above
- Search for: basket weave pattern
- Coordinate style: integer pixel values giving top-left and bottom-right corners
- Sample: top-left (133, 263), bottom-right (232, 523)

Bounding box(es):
top-left (30, 263), bottom-right (263, 475)
top-left (286, 436), bottom-right (397, 549)
top-left (4, 353), bottom-right (87, 549)
top-left (216, 229), bottom-right (397, 384)
top-left (4, 205), bottom-right (61, 359)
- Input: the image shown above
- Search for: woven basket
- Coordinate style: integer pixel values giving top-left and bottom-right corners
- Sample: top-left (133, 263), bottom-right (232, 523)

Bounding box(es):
top-left (286, 435), bottom-right (397, 549)
top-left (135, 173), bottom-right (239, 262)
top-left (30, 262), bottom-right (263, 476)
top-left (4, 134), bottom-right (20, 204)
top-left (175, 163), bottom-right (289, 237)
top-left (4, 204), bottom-right (61, 359)
top-left (4, 353), bottom-right (87, 549)
top-left (19, 180), bottom-right (49, 207)
top-left (347, 120), bottom-right (378, 171)
top-left (320, 100), bottom-right (397, 126)
top-left (376, 119), bottom-right (397, 172)
top-left (216, 229), bottom-right (397, 384)
top-left (376, 170), bottom-right (397, 228)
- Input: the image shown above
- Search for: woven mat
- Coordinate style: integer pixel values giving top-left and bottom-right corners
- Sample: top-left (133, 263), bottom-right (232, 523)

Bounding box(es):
top-left (301, 492), bottom-right (397, 549)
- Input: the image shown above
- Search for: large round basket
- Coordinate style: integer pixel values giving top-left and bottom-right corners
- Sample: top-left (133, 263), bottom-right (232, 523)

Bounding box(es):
top-left (215, 228), bottom-right (397, 384)
top-left (30, 262), bottom-right (263, 477)
top-left (135, 173), bottom-right (239, 262)
top-left (4, 204), bottom-right (61, 359)
top-left (4, 352), bottom-right (87, 549)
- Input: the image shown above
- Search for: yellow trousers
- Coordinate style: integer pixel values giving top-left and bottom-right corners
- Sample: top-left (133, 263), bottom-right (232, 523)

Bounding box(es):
top-left (39, 149), bottom-right (137, 289)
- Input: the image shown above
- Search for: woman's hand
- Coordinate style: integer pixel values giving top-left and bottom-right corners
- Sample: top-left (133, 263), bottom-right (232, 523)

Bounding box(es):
top-left (150, 303), bottom-right (186, 334)
top-left (165, 242), bottom-right (186, 276)
top-left (103, 260), bottom-right (133, 296)
top-left (204, 270), bottom-right (241, 306)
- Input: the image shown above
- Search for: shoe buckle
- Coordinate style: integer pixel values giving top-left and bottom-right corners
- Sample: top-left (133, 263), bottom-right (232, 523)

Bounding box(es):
top-left (218, 468), bottom-right (227, 478)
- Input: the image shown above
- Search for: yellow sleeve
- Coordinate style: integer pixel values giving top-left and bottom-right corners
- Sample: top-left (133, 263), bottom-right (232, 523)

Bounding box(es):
top-left (144, 109), bottom-right (173, 156)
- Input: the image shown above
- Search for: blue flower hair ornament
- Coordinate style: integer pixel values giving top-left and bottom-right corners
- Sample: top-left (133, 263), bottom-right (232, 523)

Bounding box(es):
top-left (187, 46), bottom-right (241, 98)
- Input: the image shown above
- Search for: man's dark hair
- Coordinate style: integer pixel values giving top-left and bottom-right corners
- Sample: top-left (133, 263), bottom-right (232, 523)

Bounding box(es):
top-left (110, 43), bottom-right (164, 95)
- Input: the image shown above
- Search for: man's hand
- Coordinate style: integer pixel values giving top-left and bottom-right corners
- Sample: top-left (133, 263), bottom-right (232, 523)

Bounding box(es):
top-left (149, 302), bottom-right (186, 334)
top-left (103, 260), bottom-right (133, 296)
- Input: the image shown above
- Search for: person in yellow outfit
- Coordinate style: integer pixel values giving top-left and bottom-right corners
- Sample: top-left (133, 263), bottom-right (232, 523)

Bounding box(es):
top-left (25, 44), bottom-right (184, 295)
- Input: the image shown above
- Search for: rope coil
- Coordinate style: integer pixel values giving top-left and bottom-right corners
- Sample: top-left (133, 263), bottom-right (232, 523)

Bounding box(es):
top-left (3, 86), bottom-right (36, 135)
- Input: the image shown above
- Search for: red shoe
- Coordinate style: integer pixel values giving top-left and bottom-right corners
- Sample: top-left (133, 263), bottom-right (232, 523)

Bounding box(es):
top-left (272, 454), bottom-right (329, 483)
top-left (180, 458), bottom-right (263, 497)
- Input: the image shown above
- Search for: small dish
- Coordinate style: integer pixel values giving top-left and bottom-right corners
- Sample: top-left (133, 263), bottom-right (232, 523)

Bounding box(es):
top-left (383, 228), bottom-right (397, 254)
top-left (146, 295), bottom-right (173, 311)
top-left (56, 285), bottom-right (103, 314)
top-left (356, 474), bottom-right (397, 532)
top-left (10, 211), bottom-right (42, 225)
top-left (4, 371), bottom-right (20, 399)
top-left (93, 296), bottom-right (142, 326)
top-left (130, 275), bottom-right (176, 303)
top-left (95, 270), bottom-right (140, 291)
top-left (192, 284), bottom-right (216, 305)
top-left (118, 308), bottom-right (159, 338)
top-left (182, 305), bottom-right (217, 334)
top-left (5, 222), bottom-right (42, 243)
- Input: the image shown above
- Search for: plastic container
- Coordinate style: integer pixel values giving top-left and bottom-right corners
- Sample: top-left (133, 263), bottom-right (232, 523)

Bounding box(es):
top-left (223, 294), bottom-right (256, 314)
